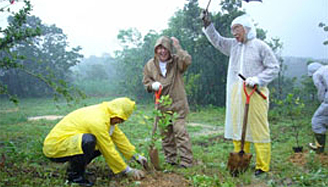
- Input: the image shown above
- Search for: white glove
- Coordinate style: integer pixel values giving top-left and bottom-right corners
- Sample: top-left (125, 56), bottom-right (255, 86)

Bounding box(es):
top-left (124, 166), bottom-right (145, 180)
top-left (200, 9), bottom-right (211, 28)
top-left (151, 81), bottom-right (162, 91)
top-left (133, 154), bottom-right (148, 166)
top-left (245, 76), bottom-right (260, 87)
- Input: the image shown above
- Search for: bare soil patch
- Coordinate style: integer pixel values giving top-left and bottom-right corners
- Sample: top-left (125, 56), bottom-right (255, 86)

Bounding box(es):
top-left (138, 171), bottom-right (191, 187)
top-left (289, 150), bottom-right (328, 166)
top-left (27, 115), bottom-right (64, 121)
top-left (316, 153), bottom-right (328, 166)
top-left (88, 167), bottom-right (191, 187)
top-left (0, 108), bottom-right (19, 113)
top-left (188, 122), bottom-right (224, 137)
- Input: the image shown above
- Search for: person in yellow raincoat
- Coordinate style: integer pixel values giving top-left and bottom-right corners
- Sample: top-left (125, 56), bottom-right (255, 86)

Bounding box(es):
top-left (200, 12), bottom-right (280, 176)
top-left (43, 97), bottom-right (147, 186)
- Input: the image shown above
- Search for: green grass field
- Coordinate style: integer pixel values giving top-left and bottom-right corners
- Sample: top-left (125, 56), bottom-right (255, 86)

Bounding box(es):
top-left (1, 97), bottom-right (328, 187)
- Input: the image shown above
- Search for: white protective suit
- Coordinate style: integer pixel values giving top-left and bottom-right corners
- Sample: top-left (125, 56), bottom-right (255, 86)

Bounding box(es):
top-left (308, 63), bottom-right (328, 134)
top-left (203, 14), bottom-right (280, 143)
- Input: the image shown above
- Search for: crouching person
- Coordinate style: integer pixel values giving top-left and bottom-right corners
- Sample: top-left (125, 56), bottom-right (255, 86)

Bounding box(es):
top-left (43, 97), bottom-right (147, 186)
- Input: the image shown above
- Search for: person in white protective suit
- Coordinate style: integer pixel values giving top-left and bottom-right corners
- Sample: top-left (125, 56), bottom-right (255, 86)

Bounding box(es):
top-left (200, 12), bottom-right (280, 176)
top-left (307, 62), bottom-right (328, 153)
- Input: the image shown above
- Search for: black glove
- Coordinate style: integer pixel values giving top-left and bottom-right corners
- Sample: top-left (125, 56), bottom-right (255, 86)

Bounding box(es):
top-left (200, 10), bottom-right (211, 28)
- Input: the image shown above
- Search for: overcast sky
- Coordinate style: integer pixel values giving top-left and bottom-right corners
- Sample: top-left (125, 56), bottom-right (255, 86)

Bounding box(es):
top-left (1, 0), bottom-right (327, 59)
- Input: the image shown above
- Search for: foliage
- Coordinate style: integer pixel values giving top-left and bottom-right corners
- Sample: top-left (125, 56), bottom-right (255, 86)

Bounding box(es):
top-left (318, 22), bottom-right (328, 45)
top-left (114, 29), bottom-right (159, 101)
top-left (113, 0), bottom-right (277, 107)
top-left (0, 1), bottom-right (85, 103)
top-left (1, 97), bottom-right (328, 187)
top-left (267, 37), bottom-right (289, 106)
top-left (279, 92), bottom-right (306, 147)
top-left (143, 95), bottom-right (178, 149)
top-left (71, 54), bottom-right (121, 97)
top-left (0, 0), bottom-right (41, 103)
top-left (114, 0), bottom-right (256, 106)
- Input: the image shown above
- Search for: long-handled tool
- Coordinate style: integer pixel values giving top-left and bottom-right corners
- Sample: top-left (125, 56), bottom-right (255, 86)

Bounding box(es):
top-left (238, 73), bottom-right (267, 100)
top-left (148, 86), bottom-right (162, 171)
top-left (227, 78), bottom-right (263, 176)
top-left (206, 0), bottom-right (212, 12)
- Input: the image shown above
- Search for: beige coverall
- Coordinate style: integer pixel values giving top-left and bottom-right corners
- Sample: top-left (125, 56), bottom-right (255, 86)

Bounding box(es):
top-left (142, 36), bottom-right (193, 167)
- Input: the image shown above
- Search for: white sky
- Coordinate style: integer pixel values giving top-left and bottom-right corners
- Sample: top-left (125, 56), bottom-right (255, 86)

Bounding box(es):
top-left (1, 0), bottom-right (327, 59)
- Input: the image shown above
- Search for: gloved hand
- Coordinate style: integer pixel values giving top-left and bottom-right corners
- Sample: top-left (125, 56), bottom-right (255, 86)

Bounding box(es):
top-left (151, 82), bottom-right (162, 91)
top-left (245, 76), bottom-right (260, 87)
top-left (200, 10), bottom-right (211, 28)
top-left (124, 166), bottom-right (145, 180)
top-left (133, 154), bottom-right (148, 166)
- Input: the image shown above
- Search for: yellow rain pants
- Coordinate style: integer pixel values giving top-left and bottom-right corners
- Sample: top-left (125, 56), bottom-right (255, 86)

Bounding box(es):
top-left (231, 84), bottom-right (271, 172)
top-left (233, 140), bottom-right (271, 172)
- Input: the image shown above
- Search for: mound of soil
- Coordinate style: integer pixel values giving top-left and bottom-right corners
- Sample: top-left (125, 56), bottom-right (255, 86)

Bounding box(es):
top-left (140, 171), bottom-right (191, 187)
top-left (289, 152), bottom-right (307, 166)
top-left (86, 166), bottom-right (191, 187)
top-left (289, 151), bottom-right (328, 166)
top-left (316, 153), bottom-right (328, 166)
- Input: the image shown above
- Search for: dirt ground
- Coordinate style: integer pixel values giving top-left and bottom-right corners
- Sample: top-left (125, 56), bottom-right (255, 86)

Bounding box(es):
top-left (289, 151), bottom-right (308, 166)
top-left (188, 122), bottom-right (224, 137)
top-left (138, 171), bottom-right (191, 187)
top-left (27, 115), bottom-right (64, 121)
top-left (86, 166), bottom-right (191, 187)
top-left (289, 150), bottom-right (328, 166)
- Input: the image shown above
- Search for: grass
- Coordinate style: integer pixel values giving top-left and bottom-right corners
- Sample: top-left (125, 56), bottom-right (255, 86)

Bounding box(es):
top-left (1, 97), bottom-right (328, 186)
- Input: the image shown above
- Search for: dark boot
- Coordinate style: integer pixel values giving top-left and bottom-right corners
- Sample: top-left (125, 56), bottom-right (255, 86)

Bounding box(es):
top-left (66, 159), bottom-right (94, 186)
top-left (66, 133), bottom-right (98, 186)
top-left (309, 134), bottom-right (326, 153)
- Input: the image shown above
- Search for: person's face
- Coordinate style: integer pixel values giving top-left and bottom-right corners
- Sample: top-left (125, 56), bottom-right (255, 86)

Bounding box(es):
top-left (156, 45), bottom-right (170, 62)
top-left (231, 24), bottom-right (246, 43)
top-left (110, 117), bottom-right (124, 125)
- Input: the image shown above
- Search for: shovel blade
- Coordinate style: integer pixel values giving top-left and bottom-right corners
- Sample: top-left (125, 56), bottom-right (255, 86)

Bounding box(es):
top-left (149, 147), bottom-right (161, 170)
top-left (227, 151), bottom-right (252, 176)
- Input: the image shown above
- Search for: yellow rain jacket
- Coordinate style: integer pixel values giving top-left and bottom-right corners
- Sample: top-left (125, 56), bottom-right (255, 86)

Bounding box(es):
top-left (43, 97), bottom-right (136, 174)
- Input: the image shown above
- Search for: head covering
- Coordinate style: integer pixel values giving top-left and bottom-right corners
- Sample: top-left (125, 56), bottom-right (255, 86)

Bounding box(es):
top-left (154, 36), bottom-right (173, 55)
top-left (105, 97), bottom-right (135, 121)
top-left (307, 62), bottom-right (323, 76)
top-left (231, 14), bottom-right (256, 41)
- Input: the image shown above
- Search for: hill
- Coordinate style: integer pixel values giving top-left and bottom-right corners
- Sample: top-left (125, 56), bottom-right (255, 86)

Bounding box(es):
top-left (283, 56), bottom-right (328, 80)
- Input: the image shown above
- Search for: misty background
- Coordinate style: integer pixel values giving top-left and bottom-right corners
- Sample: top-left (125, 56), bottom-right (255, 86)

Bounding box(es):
top-left (0, 0), bottom-right (327, 107)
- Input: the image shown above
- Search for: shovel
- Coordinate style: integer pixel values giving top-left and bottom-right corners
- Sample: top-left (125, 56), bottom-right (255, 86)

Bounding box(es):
top-left (227, 81), bottom-right (257, 176)
top-left (148, 86), bottom-right (162, 171)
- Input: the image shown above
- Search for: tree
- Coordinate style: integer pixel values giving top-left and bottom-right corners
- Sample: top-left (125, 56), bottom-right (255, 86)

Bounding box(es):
top-left (114, 0), bottom-right (274, 107)
top-left (319, 22), bottom-right (328, 46)
top-left (114, 28), bottom-right (159, 100)
top-left (0, 1), bottom-right (84, 103)
top-left (162, 0), bottom-right (246, 107)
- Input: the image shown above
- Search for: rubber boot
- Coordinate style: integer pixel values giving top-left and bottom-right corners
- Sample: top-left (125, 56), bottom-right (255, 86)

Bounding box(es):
top-left (66, 156), bottom-right (94, 186)
top-left (309, 134), bottom-right (326, 153)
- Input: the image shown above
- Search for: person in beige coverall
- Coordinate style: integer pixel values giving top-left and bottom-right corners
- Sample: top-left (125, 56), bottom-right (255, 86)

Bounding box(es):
top-left (142, 36), bottom-right (193, 168)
